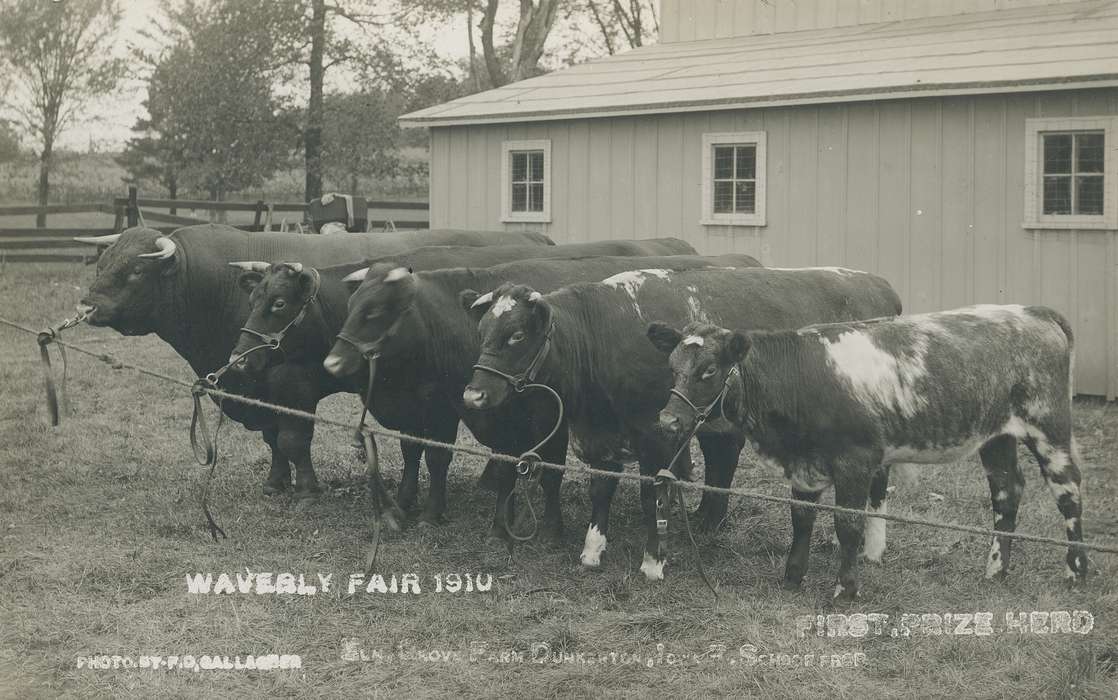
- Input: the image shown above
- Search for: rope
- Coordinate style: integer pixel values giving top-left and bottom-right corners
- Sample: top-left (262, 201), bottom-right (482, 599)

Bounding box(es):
top-left (3, 314), bottom-right (1117, 557)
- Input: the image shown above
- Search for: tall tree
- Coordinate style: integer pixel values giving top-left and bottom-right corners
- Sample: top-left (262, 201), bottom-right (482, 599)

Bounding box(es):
top-left (0, 0), bottom-right (125, 225)
top-left (581, 0), bottom-right (657, 54)
top-left (480, 0), bottom-right (561, 87)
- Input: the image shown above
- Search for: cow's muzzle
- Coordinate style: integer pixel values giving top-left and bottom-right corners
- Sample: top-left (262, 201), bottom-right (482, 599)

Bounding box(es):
top-left (659, 410), bottom-right (684, 435)
top-left (462, 386), bottom-right (489, 410)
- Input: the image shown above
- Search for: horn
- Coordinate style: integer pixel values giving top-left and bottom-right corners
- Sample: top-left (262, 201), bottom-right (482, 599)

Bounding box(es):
top-left (384, 267), bottom-right (409, 282)
top-left (470, 291), bottom-right (494, 309)
top-left (73, 233), bottom-right (122, 246)
top-left (342, 267), bottom-right (369, 283)
top-left (228, 261), bottom-right (271, 273)
top-left (137, 236), bottom-right (177, 260)
top-left (284, 262), bottom-right (304, 274)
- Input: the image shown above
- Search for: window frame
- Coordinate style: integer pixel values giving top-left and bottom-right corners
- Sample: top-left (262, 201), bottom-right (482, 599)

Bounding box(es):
top-left (701, 131), bottom-right (767, 227)
top-left (1023, 117), bottom-right (1117, 230)
top-left (501, 139), bottom-right (552, 223)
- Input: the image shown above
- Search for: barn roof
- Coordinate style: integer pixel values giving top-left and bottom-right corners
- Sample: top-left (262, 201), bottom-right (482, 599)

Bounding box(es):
top-left (400, 0), bottom-right (1118, 127)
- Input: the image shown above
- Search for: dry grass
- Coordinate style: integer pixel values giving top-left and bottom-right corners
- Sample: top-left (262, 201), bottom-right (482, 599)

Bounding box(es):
top-left (1, 263), bottom-right (1116, 699)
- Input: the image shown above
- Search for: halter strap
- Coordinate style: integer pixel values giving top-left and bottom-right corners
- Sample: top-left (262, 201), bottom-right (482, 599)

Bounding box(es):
top-left (472, 322), bottom-right (555, 393)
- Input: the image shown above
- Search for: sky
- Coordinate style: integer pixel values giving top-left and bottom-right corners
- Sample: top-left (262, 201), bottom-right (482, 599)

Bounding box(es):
top-left (60, 0), bottom-right (487, 150)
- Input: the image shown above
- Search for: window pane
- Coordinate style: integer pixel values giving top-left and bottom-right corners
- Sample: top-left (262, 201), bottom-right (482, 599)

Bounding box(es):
top-left (1076, 175), bottom-right (1104, 215)
top-left (1076, 133), bottom-right (1105, 174)
top-left (511, 152), bottom-right (527, 182)
top-left (1042, 175), bottom-right (1072, 215)
top-left (529, 151), bottom-right (544, 182)
top-left (713, 147), bottom-right (734, 179)
top-left (1043, 134), bottom-right (1072, 174)
top-left (511, 183), bottom-right (527, 212)
top-left (734, 145), bottom-right (756, 179)
top-left (528, 183), bottom-right (544, 212)
top-left (734, 181), bottom-right (756, 213)
top-left (713, 181), bottom-right (734, 213)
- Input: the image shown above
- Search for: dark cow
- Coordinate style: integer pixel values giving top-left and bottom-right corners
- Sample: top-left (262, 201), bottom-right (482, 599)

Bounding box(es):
top-left (360, 238), bottom-right (697, 271)
top-left (463, 267), bottom-right (901, 578)
top-left (650, 305), bottom-right (1086, 599)
top-left (322, 254), bottom-right (763, 536)
top-left (227, 239), bottom-right (696, 520)
top-left (75, 224), bottom-right (553, 500)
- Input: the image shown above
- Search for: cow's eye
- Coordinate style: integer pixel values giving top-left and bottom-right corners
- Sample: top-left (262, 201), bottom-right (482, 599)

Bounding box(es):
top-left (701, 366), bottom-right (718, 380)
top-left (132, 266), bottom-right (144, 276)
top-left (508, 331), bottom-right (526, 345)
top-left (272, 299), bottom-right (287, 311)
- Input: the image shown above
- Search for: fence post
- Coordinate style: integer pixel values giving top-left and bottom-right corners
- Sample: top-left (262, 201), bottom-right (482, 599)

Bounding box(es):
top-left (253, 200), bottom-right (265, 230)
top-left (126, 185), bottom-right (139, 228)
top-left (113, 202), bottom-right (124, 233)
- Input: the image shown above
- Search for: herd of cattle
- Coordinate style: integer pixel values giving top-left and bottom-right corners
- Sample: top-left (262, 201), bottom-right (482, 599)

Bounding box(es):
top-left (71, 224), bottom-right (1087, 600)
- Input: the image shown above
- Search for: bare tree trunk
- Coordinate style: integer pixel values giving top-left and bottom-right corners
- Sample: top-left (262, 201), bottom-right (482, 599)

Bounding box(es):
top-left (480, 0), bottom-right (507, 88)
top-left (168, 176), bottom-right (177, 216)
top-left (511, 0), bottom-right (560, 81)
top-left (586, 0), bottom-right (616, 55)
top-left (36, 140), bottom-right (52, 228)
top-left (304, 0), bottom-right (326, 203)
top-left (467, 5), bottom-right (481, 90)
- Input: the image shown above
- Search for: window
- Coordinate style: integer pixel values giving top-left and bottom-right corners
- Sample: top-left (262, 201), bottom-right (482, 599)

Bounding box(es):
top-left (1024, 118), bottom-right (1117, 230)
top-left (702, 132), bottom-right (766, 226)
top-left (501, 139), bottom-right (551, 223)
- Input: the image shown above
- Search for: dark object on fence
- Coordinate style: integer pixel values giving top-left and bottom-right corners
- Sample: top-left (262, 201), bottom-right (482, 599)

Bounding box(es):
top-left (308, 193), bottom-right (367, 233)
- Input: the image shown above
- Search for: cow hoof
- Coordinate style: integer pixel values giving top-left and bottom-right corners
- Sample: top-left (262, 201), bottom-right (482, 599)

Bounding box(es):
top-left (782, 577), bottom-right (804, 592)
top-left (485, 526), bottom-right (511, 547)
top-left (293, 487), bottom-right (321, 502)
top-left (640, 553), bottom-right (665, 581)
top-left (831, 583), bottom-right (860, 602)
top-left (262, 482), bottom-right (288, 496)
top-left (540, 523), bottom-right (564, 543)
top-left (417, 512), bottom-right (448, 527)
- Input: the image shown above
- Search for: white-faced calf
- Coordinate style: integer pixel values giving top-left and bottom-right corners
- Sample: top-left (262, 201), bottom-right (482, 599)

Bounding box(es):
top-left (648, 304), bottom-right (1087, 600)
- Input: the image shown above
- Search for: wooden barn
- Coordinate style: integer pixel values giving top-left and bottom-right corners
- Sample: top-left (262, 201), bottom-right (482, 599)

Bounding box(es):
top-left (400, 0), bottom-right (1118, 398)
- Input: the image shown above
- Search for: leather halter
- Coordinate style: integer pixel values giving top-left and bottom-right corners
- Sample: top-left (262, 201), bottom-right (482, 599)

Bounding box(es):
top-left (237, 267), bottom-right (323, 356)
top-left (334, 307), bottom-right (409, 361)
top-left (668, 365), bottom-right (740, 427)
top-left (472, 322), bottom-right (555, 393)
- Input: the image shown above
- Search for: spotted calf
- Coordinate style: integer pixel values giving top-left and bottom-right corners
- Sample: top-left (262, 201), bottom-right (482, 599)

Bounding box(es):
top-left (649, 304), bottom-right (1087, 600)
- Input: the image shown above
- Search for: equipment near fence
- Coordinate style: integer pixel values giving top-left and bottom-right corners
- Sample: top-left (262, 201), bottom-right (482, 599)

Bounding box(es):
top-left (308, 193), bottom-right (368, 233)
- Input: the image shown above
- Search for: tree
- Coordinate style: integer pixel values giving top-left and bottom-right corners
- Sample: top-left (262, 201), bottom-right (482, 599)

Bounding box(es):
top-left (480, 0), bottom-right (561, 87)
top-left (319, 91), bottom-right (401, 194)
top-left (0, 119), bottom-right (19, 164)
top-left (0, 0), bottom-right (124, 225)
top-left (115, 69), bottom-right (189, 210)
top-left (580, 0), bottom-right (657, 54)
top-left (147, 2), bottom-right (296, 208)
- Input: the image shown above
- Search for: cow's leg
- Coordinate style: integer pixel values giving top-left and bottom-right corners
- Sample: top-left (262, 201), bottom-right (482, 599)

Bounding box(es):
top-left (862, 466), bottom-right (890, 563)
top-left (1024, 428), bottom-right (1087, 582)
top-left (694, 433), bottom-right (746, 532)
top-left (277, 415), bottom-right (320, 499)
top-left (636, 431), bottom-right (677, 581)
top-left (486, 460), bottom-right (517, 545)
top-left (784, 488), bottom-right (822, 590)
top-left (537, 425), bottom-right (569, 542)
top-left (580, 459), bottom-right (624, 567)
top-left (418, 412), bottom-right (461, 526)
top-left (831, 452), bottom-right (876, 601)
top-left (261, 426), bottom-right (292, 495)
top-left (396, 439), bottom-right (423, 512)
top-left (980, 434), bottom-right (1024, 579)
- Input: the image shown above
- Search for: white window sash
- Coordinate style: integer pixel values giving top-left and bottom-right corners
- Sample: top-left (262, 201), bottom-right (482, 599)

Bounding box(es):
top-left (1023, 117), bottom-right (1117, 230)
top-left (501, 139), bottom-right (551, 223)
top-left (701, 132), bottom-right (767, 227)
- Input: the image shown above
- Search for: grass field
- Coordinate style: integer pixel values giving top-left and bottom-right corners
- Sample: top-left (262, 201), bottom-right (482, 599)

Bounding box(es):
top-left (1, 262), bottom-right (1116, 699)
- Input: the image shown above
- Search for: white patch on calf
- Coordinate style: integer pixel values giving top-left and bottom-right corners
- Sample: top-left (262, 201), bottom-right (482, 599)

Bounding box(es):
top-left (1065, 517), bottom-right (1079, 532)
top-left (601, 268), bottom-right (671, 300)
top-left (490, 295), bottom-right (517, 318)
top-left (640, 552), bottom-right (665, 581)
top-left (822, 331), bottom-right (927, 419)
top-left (580, 525), bottom-right (607, 567)
top-left (682, 335), bottom-right (704, 347)
top-left (863, 501), bottom-right (887, 562)
top-left (984, 539), bottom-right (1004, 578)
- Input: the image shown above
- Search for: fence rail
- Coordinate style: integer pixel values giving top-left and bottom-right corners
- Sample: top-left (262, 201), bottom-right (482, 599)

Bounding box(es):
top-left (0, 186), bottom-right (430, 263)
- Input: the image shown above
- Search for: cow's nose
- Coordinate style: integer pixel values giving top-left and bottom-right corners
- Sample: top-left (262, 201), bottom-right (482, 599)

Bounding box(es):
top-left (659, 411), bottom-right (682, 434)
top-left (323, 354), bottom-right (343, 376)
top-left (228, 353), bottom-right (247, 371)
top-left (463, 387), bottom-right (488, 409)
top-left (76, 302), bottom-right (96, 316)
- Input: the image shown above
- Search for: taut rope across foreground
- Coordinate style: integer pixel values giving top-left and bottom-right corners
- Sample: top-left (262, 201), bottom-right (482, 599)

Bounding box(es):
top-left (3, 314), bottom-right (1118, 563)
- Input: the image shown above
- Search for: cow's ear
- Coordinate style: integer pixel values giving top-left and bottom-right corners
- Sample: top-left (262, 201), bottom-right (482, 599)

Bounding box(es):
top-left (238, 271), bottom-right (264, 294)
top-left (647, 322), bottom-right (683, 354)
top-left (530, 295), bottom-right (552, 330)
top-left (727, 332), bottom-right (751, 363)
top-left (461, 289), bottom-right (493, 321)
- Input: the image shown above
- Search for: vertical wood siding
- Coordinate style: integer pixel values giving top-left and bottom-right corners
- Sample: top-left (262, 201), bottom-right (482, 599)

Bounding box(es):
top-left (662, 0), bottom-right (1089, 41)
top-left (430, 87), bottom-right (1118, 397)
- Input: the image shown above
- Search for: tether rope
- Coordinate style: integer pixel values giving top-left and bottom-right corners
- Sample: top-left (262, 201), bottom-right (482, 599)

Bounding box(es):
top-left (2, 315), bottom-right (1117, 557)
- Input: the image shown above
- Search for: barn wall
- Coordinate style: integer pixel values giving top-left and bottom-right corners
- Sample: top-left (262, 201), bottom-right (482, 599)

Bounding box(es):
top-left (429, 87), bottom-right (1118, 398)
top-left (660, 0), bottom-right (1092, 42)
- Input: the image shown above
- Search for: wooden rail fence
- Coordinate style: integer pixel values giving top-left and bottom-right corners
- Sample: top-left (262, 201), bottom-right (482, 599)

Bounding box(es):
top-left (0, 185), bottom-right (430, 264)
